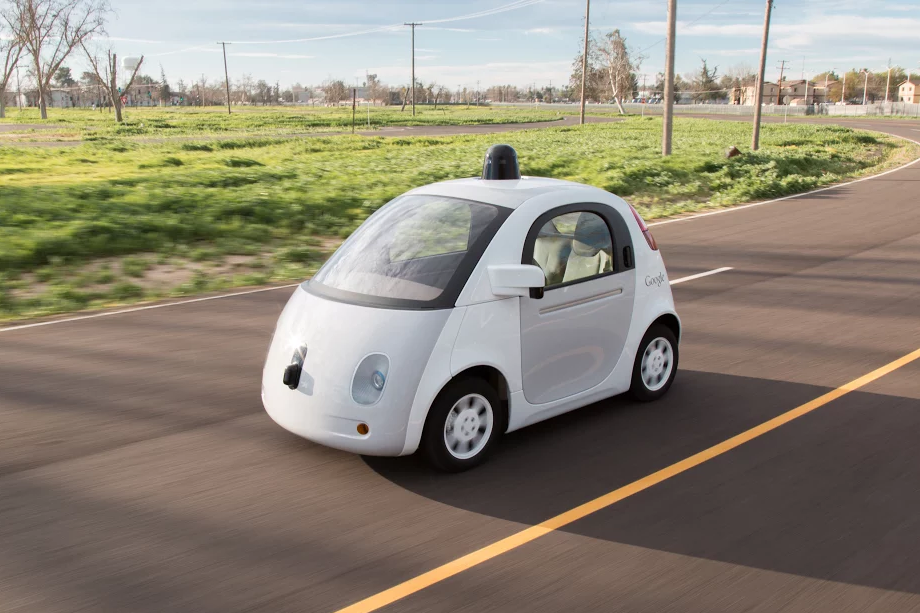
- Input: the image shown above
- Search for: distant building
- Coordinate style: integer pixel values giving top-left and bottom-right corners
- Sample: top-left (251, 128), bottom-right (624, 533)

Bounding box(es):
top-left (780, 79), bottom-right (825, 104)
top-left (737, 80), bottom-right (829, 105)
top-left (739, 82), bottom-right (779, 105)
top-left (898, 79), bottom-right (920, 104)
top-left (292, 86), bottom-right (313, 104)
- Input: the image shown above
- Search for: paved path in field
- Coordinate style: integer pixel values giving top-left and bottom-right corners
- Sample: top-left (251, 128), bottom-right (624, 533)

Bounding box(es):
top-left (1, 117), bottom-right (919, 613)
top-left (0, 114), bottom-right (621, 147)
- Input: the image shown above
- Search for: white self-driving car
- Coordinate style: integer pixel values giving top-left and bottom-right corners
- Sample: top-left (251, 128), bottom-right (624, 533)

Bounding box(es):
top-left (262, 145), bottom-right (679, 471)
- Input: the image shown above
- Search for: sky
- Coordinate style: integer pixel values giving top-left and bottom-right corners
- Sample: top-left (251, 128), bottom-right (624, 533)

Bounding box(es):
top-left (93, 0), bottom-right (920, 90)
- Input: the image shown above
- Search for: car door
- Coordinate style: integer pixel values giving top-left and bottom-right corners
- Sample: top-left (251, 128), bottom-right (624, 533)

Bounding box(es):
top-left (519, 203), bottom-right (635, 405)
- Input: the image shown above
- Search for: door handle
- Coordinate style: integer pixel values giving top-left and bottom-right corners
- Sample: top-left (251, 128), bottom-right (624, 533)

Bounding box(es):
top-left (539, 288), bottom-right (623, 314)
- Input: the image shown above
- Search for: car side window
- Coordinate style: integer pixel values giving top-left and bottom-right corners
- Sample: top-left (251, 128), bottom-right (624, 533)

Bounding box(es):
top-left (531, 211), bottom-right (613, 288)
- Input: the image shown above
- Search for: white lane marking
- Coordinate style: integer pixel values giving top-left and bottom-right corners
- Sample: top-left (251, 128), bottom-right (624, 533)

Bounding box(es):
top-left (0, 284), bottom-right (300, 334)
top-left (0, 269), bottom-right (733, 334)
top-left (649, 131), bottom-right (920, 229)
top-left (669, 267), bottom-right (733, 285)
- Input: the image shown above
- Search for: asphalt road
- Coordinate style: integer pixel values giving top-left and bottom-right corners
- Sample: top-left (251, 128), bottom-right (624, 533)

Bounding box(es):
top-left (1, 117), bottom-right (919, 613)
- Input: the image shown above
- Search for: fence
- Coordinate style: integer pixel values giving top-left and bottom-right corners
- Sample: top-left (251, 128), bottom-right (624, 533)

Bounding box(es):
top-left (592, 103), bottom-right (920, 118)
top-left (518, 102), bottom-right (920, 119)
top-left (619, 103), bottom-right (811, 116)
top-left (817, 102), bottom-right (920, 117)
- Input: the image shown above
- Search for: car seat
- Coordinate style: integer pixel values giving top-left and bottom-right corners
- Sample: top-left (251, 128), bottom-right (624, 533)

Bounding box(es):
top-left (562, 212), bottom-right (612, 282)
top-left (532, 223), bottom-right (571, 286)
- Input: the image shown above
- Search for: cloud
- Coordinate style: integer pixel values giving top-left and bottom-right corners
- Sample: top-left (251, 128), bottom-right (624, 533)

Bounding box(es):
top-left (424, 27), bottom-right (475, 32)
top-left (525, 27), bottom-right (555, 35)
top-left (255, 22), bottom-right (372, 30)
top-left (368, 60), bottom-right (571, 88)
top-left (633, 15), bottom-right (920, 47)
top-left (230, 52), bottom-right (314, 59)
top-left (691, 48), bottom-right (761, 57)
top-left (106, 36), bottom-right (168, 44)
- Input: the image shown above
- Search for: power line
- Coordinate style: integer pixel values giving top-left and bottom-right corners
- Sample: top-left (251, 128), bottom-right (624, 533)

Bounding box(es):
top-left (224, 0), bottom-right (546, 45)
top-left (424, 0), bottom-right (544, 24)
top-left (639, 0), bottom-right (734, 55)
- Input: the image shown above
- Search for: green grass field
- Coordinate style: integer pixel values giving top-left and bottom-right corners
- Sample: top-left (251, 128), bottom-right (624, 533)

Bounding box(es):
top-left (0, 105), bottom-right (565, 141)
top-left (0, 113), bottom-right (915, 322)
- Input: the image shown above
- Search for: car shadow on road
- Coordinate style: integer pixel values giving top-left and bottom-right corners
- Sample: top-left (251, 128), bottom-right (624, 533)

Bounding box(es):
top-left (365, 369), bottom-right (920, 595)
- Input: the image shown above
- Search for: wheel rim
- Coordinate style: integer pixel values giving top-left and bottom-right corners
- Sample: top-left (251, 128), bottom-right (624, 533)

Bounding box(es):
top-left (443, 393), bottom-right (494, 460)
top-left (640, 337), bottom-right (673, 391)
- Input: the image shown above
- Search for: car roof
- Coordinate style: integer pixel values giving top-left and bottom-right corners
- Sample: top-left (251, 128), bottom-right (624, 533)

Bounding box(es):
top-left (408, 176), bottom-right (611, 209)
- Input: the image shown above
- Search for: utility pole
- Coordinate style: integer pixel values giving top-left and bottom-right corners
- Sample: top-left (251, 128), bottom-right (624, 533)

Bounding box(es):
top-left (579, 0), bottom-right (590, 125)
top-left (824, 68), bottom-right (834, 106)
top-left (16, 65), bottom-right (22, 111)
top-left (405, 22), bottom-right (421, 116)
top-left (662, 0), bottom-right (677, 155)
top-left (218, 42), bottom-right (232, 115)
top-left (751, 0), bottom-right (773, 151)
top-left (841, 71), bottom-right (846, 103)
top-left (862, 69), bottom-right (869, 105)
top-left (776, 59), bottom-right (788, 105)
top-left (885, 59), bottom-right (892, 103)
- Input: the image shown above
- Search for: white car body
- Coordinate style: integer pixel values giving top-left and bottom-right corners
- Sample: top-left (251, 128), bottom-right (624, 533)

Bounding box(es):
top-left (262, 173), bottom-right (679, 458)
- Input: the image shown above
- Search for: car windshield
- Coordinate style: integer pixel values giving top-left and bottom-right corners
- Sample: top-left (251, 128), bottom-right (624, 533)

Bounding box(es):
top-left (311, 194), bottom-right (502, 305)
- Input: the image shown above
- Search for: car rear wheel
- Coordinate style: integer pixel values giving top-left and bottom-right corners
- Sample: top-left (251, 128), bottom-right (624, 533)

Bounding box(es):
top-left (421, 377), bottom-right (502, 472)
top-left (630, 324), bottom-right (678, 402)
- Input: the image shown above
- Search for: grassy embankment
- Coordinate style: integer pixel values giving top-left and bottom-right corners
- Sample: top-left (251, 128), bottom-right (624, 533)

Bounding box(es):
top-left (0, 115), bottom-right (915, 321)
top-left (0, 105), bottom-right (565, 142)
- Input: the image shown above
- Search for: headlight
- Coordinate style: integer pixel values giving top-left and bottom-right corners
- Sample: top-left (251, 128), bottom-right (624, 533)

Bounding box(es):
top-left (352, 353), bottom-right (389, 405)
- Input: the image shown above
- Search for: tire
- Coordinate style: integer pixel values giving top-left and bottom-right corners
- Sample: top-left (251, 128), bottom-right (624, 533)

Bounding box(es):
top-left (420, 377), bottom-right (503, 472)
top-left (629, 324), bottom-right (679, 402)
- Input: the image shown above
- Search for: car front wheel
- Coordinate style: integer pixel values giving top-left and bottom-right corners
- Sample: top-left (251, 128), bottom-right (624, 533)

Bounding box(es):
top-left (421, 377), bottom-right (502, 472)
top-left (630, 324), bottom-right (679, 402)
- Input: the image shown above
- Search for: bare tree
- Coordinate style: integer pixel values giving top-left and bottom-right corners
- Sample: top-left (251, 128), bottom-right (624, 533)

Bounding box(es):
top-left (81, 43), bottom-right (143, 121)
top-left (431, 83), bottom-right (447, 109)
top-left (238, 73), bottom-right (253, 104)
top-left (366, 73), bottom-right (384, 105)
top-left (321, 79), bottom-right (347, 105)
top-left (0, 12), bottom-right (24, 118)
top-left (597, 29), bottom-right (642, 114)
top-left (4, 0), bottom-right (108, 119)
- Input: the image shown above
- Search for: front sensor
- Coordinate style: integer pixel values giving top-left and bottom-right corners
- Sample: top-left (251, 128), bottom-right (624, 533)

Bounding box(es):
top-left (282, 345), bottom-right (307, 390)
top-left (282, 363), bottom-right (302, 390)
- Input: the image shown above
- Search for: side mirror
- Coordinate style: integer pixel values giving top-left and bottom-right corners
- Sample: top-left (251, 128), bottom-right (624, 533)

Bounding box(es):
top-left (487, 264), bottom-right (546, 298)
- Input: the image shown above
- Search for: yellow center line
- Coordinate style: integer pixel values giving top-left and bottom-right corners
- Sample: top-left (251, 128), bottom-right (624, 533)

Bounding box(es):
top-left (335, 347), bottom-right (920, 613)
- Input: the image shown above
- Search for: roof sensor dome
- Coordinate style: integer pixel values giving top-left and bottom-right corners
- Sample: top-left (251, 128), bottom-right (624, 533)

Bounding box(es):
top-left (481, 144), bottom-right (521, 181)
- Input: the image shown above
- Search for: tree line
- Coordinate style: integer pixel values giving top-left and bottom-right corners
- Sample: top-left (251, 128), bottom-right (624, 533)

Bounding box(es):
top-left (566, 27), bottom-right (916, 107)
